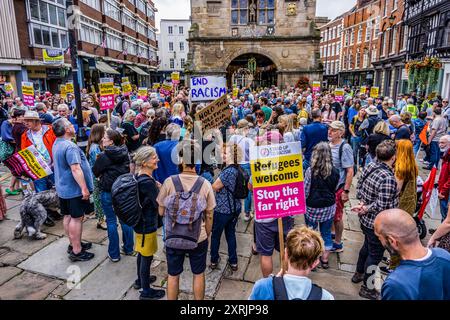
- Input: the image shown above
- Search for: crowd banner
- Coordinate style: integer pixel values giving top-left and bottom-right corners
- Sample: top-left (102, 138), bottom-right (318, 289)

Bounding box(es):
top-left (250, 142), bottom-right (306, 271)
top-left (312, 81), bottom-right (321, 93)
top-left (190, 76), bottom-right (227, 102)
top-left (334, 88), bottom-right (344, 102)
top-left (370, 86), bottom-right (379, 98)
top-left (360, 86), bottom-right (367, 95)
top-left (60, 84), bottom-right (67, 100)
top-left (3, 145), bottom-right (53, 181)
top-left (121, 82), bottom-right (132, 96)
top-left (99, 78), bottom-right (115, 111)
top-left (65, 82), bottom-right (74, 94)
top-left (4, 82), bottom-right (14, 95)
top-left (42, 49), bottom-right (64, 65)
top-left (161, 83), bottom-right (173, 96)
top-left (194, 94), bottom-right (231, 130)
top-left (21, 82), bottom-right (35, 107)
top-left (138, 87), bottom-right (148, 100)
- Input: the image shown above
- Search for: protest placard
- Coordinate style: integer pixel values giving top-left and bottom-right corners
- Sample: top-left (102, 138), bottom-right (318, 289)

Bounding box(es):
top-left (232, 87), bottom-right (239, 99)
top-left (60, 84), bottom-right (67, 99)
top-left (312, 81), bottom-right (321, 92)
top-left (250, 142), bottom-right (306, 220)
top-left (4, 82), bottom-right (14, 94)
top-left (65, 82), bottom-right (74, 94)
top-left (42, 49), bottom-right (64, 65)
top-left (194, 94), bottom-right (231, 130)
top-left (3, 145), bottom-right (53, 181)
top-left (21, 82), bottom-right (35, 106)
top-left (190, 76), bottom-right (227, 102)
top-left (370, 86), bottom-right (379, 98)
top-left (360, 86), bottom-right (367, 94)
top-left (121, 77), bottom-right (129, 83)
top-left (335, 88), bottom-right (344, 102)
top-left (152, 83), bottom-right (161, 90)
top-left (138, 87), bottom-right (148, 100)
top-left (121, 82), bottom-right (132, 96)
top-left (99, 78), bottom-right (114, 111)
top-left (114, 86), bottom-right (121, 95)
top-left (161, 83), bottom-right (173, 95)
top-left (171, 72), bottom-right (180, 85)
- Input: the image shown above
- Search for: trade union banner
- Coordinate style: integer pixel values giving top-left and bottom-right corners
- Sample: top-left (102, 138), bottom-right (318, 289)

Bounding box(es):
top-left (99, 78), bottom-right (115, 110)
top-left (194, 94), bottom-right (231, 130)
top-left (21, 82), bottom-right (35, 107)
top-left (3, 145), bottom-right (53, 181)
top-left (250, 142), bottom-right (306, 220)
top-left (190, 76), bottom-right (227, 102)
top-left (42, 49), bottom-right (64, 65)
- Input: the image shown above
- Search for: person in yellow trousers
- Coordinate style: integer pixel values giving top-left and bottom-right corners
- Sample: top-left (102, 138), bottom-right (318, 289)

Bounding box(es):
top-left (132, 146), bottom-right (165, 300)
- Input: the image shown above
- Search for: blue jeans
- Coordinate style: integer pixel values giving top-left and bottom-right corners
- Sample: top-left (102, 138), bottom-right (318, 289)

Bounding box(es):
top-left (240, 163), bottom-right (252, 214)
top-left (34, 174), bottom-right (55, 193)
top-left (429, 141), bottom-right (440, 169)
top-left (413, 139), bottom-right (421, 157)
top-left (440, 198), bottom-right (449, 222)
top-left (350, 136), bottom-right (362, 170)
top-left (210, 212), bottom-right (238, 265)
top-left (101, 191), bottom-right (134, 260)
top-left (303, 159), bottom-right (310, 174)
top-left (305, 216), bottom-right (334, 251)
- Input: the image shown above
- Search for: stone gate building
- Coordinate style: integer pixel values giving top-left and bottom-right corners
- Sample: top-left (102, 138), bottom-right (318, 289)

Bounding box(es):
top-left (186, 0), bottom-right (323, 89)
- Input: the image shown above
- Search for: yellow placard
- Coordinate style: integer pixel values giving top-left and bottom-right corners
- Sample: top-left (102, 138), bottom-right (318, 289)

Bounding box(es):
top-left (122, 82), bottom-right (132, 94)
top-left (370, 87), bottom-right (379, 98)
top-left (335, 88), bottom-right (344, 96)
top-left (4, 82), bottom-right (14, 93)
top-left (312, 81), bottom-right (321, 88)
top-left (42, 49), bottom-right (64, 65)
top-left (91, 85), bottom-right (96, 94)
top-left (171, 72), bottom-right (180, 81)
top-left (138, 87), bottom-right (148, 97)
top-left (121, 77), bottom-right (129, 83)
top-left (152, 83), bottom-right (161, 89)
top-left (60, 84), bottom-right (67, 99)
top-left (18, 148), bottom-right (48, 179)
top-left (232, 87), bottom-right (239, 98)
top-left (251, 154), bottom-right (303, 189)
top-left (22, 84), bottom-right (34, 96)
top-left (66, 82), bottom-right (74, 94)
top-left (360, 86), bottom-right (367, 94)
top-left (99, 82), bottom-right (114, 96)
top-left (114, 86), bottom-right (121, 95)
top-left (162, 83), bottom-right (173, 92)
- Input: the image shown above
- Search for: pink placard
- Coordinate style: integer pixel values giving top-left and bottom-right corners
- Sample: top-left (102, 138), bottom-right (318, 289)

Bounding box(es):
top-left (253, 181), bottom-right (306, 220)
top-left (100, 94), bottom-right (114, 110)
top-left (23, 95), bottom-right (35, 107)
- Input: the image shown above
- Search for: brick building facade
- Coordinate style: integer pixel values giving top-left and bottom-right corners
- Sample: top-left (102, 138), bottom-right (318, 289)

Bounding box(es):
top-left (319, 16), bottom-right (343, 88)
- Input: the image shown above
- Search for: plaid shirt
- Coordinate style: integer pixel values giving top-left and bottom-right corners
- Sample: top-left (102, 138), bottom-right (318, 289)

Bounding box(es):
top-left (357, 161), bottom-right (398, 229)
top-left (304, 168), bottom-right (336, 223)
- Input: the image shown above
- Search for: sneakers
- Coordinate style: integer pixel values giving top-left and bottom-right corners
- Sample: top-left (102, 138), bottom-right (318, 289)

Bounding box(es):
top-left (67, 241), bottom-right (92, 254)
top-left (229, 262), bottom-right (238, 272)
top-left (331, 233), bottom-right (336, 240)
top-left (209, 256), bottom-right (221, 270)
top-left (133, 276), bottom-right (157, 290)
top-left (139, 288), bottom-right (165, 300)
top-left (359, 285), bottom-right (380, 300)
top-left (379, 266), bottom-right (393, 275)
top-left (351, 272), bottom-right (364, 284)
top-left (108, 255), bottom-right (120, 263)
top-left (69, 250), bottom-right (95, 262)
top-left (330, 242), bottom-right (344, 253)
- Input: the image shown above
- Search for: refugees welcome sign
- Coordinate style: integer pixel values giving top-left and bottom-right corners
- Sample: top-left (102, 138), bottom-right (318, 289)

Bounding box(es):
top-left (250, 143), bottom-right (306, 220)
top-left (190, 76), bottom-right (227, 102)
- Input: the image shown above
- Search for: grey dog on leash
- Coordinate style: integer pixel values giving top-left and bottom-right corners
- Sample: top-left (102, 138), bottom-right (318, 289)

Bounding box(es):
top-left (14, 189), bottom-right (60, 240)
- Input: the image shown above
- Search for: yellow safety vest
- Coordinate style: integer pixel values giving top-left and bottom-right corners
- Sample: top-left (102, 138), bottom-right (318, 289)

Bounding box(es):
top-left (406, 104), bottom-right (418, 119)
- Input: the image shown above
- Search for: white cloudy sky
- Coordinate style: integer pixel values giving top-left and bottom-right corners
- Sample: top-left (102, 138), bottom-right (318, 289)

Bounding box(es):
top-left (153, 0), bottom-right (357, 29)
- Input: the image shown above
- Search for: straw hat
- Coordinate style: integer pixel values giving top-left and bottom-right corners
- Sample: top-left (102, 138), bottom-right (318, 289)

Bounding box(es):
top-left (23, 111), bottom-right (40, 121)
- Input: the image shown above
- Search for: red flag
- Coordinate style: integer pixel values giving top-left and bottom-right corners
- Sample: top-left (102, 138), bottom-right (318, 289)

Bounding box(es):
top-left (419, 123), bottom-right (429, 145)
top-left (418, 167), bottom-right (437, 220)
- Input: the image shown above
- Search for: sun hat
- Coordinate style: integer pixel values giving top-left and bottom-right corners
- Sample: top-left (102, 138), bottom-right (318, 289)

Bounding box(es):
top-left (329, 121), bottom-right (345, 131)
top-left (23, 110), bottom-right (40, 121)
top-left (366, 105), bottom-right (379, 116)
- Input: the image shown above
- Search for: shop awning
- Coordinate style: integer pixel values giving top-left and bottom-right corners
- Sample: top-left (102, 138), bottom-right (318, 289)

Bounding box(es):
top-left (96, 60), bottom-right (120, 75)
top-left (127, 65), bottom-right (149, 76)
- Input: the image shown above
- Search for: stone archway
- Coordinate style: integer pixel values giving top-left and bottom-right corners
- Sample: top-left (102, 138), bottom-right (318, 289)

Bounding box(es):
top-left (226, 53), bottom-right (278, 89)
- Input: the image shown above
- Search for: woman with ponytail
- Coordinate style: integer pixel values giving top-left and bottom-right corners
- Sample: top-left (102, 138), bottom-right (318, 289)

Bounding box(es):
top-left (209, 143), bottom-right (244, 271)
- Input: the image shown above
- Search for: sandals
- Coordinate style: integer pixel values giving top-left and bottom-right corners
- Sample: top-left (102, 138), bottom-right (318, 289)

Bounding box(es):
top-left (320, 257), bottom-right (329, 269)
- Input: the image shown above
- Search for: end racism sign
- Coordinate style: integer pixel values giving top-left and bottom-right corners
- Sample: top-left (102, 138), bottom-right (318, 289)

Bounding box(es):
top-left (194, 94), bottom-right (231, 130)
top-left (190, 76), bottom-right (227, 102)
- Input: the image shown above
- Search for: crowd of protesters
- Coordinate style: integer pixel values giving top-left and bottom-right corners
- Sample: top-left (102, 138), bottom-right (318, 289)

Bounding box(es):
top-left (0, 84), bottom-right (449, 301)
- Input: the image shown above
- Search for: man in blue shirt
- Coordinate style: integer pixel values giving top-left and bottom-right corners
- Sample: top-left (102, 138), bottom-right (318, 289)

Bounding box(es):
top-left (153, 123), bottom-right (180, 184)
top-left (300, 109), bottom-right (328, 171)
top-left (52, 118), bottom-right (94, 262)
top-left (374, 209), bottom-right (450, 300)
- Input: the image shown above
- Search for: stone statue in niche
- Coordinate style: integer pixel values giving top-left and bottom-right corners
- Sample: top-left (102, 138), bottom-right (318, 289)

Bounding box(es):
top-left (249, 0), bottom-right (257, 23)
top-left (287, 3), bottom-right (297, 16)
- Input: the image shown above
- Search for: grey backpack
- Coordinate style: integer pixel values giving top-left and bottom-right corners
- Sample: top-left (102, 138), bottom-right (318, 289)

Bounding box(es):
top-left (163, 175), bottom-right (207, 250)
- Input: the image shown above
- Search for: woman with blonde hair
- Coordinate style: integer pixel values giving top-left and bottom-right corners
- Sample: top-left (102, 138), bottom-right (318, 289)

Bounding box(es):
top-left (131, 146), bottom-right (165, 300)
top-left (395, 139), bottom-right (418, 216)
top-left (180, 115), bottom-right (193, 140)
top-left (278, 114), bottom-right (295, 142)
top-left (170, 102), bottom-right (185, 127)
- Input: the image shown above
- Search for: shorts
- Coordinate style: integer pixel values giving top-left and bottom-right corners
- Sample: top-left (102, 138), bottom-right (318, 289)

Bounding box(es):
top-left (334, 188), bottom-right (345, 222)
top-left (166, 240), bottom-right (208, 276)
top-left (255, 217), bottom-right (294, 256)
top-left (59, 196), bottom-right (91, 219)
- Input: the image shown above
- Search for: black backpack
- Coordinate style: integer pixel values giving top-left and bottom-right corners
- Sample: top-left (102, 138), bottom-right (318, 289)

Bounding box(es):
top-left (111, 173), bottom-right (143, 228)
top-left (225, 164), bottom-right (249, 200)
top-left (273, 276), bottom-right (323, 300)
top-left (114, 100), bottom-right (125, 117)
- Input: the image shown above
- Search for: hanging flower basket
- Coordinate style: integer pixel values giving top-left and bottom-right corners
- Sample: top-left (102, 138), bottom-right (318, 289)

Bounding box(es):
top-left (405, 56), bottom-right (442, 92)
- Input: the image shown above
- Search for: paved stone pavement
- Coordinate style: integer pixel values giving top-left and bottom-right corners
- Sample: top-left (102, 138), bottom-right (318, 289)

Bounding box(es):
top-left (0, 164), bottom-right (441, 300)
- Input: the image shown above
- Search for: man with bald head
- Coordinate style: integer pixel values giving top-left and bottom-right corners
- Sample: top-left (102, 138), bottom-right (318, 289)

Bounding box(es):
top-left (374, 209), bottom-right (450, 300)
top-left (389, 115), bottom-right (411, 140)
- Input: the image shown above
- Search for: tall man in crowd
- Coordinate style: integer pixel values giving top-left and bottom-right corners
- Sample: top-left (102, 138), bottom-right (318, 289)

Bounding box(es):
top-left (52, 118), bottom-right (94, 262)
top-left (351, 140), bottom-right (398, 300)
top-left (300, 109), bottom-right (328, 171)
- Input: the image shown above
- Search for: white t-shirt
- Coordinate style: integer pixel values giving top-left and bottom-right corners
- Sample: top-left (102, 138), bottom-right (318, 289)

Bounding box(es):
top-left (229, 134), bottom-right (255, 164)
